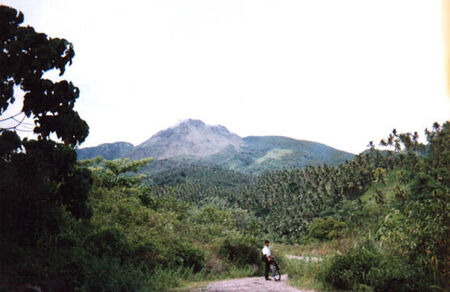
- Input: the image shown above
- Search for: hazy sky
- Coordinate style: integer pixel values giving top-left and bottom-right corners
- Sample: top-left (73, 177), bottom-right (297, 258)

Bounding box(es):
top-left (2, 0), bottom-right (449, 154)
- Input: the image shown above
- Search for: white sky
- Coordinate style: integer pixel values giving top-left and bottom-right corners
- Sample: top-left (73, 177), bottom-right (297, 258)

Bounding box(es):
top-left (1, 0), bottom-right (449, 154)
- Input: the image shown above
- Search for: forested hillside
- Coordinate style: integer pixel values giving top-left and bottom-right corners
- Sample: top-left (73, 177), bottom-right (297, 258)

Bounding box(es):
top-left (76, 142), bottom-right (134, 160)
top-left (139, 123), bottom-right (449, 291)
top-left (3, 119), bottom-right (448, 291)
top-left (283, 123), bottom-right (449, 291)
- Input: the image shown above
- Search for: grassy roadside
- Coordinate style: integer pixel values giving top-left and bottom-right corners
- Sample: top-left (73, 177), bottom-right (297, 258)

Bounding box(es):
top-left (272, 242), bottom-right (330, 291)
top-left (173, 240), bottom-right (358, 291)
top-left (272, 238), bottom-right (360, 291)
top-left (172, 239), bottom-right (354, 292)
top-left (285, 259), bottom-right (325, 291)
top-left (172, 242), bottom-right (327, 291)
top-left (271, 238), bottom-right (355, 258)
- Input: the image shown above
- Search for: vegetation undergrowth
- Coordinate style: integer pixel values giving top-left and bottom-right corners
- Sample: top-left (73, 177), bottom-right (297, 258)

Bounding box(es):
top-left (285, 123), bottom-right (449, 291)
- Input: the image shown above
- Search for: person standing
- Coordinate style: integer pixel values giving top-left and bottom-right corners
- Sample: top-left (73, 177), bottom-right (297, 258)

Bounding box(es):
top-left (262, 240), bottom-right (271, 280)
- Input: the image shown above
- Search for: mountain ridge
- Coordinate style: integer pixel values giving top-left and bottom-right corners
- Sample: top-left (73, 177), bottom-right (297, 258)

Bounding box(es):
top-left (77, 119), bottom-right (354, 173)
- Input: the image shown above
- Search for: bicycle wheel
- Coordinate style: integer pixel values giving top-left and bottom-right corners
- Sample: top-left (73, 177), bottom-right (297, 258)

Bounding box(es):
top-left (272, 266), bottom-right (281, 281)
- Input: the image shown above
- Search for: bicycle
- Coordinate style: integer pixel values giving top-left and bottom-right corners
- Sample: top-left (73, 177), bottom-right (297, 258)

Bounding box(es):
top-left (270, 257), bottom-right (281, 281)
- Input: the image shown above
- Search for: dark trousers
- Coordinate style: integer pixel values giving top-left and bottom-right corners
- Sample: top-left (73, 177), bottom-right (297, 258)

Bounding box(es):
top-left (264, 257), bottom-right (271, 279)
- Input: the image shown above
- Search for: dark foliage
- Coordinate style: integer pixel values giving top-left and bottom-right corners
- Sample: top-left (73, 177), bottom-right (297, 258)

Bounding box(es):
top-left (0, 5), bottom-right (91, 246)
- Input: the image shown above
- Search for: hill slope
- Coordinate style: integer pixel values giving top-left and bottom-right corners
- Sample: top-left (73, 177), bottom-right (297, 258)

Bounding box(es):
top-left (208, 135), bottom-right (354, 173)
top-left (76, 141), bottom-right (134, 160)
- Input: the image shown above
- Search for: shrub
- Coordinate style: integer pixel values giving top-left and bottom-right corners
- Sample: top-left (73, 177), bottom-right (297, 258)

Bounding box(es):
top-left (171, 241), bottom-right (206, 273)
top-left (321, 242), bottom-right (413, 291)
top-left (307, 217), bottom-right (346, 241)
top-left (85, 225), bottom-right (129, 259)
top-left (216, 234), bottom-right (260, 267)
top-left (77, 256), bottom-right (150, 292)
top-left (322, 243), bottom-right (381, 289)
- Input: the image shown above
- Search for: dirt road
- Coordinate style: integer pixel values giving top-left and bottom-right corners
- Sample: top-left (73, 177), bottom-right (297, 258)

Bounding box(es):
top-left (285, 255), bottom-right (321, 262)
top-left (193, 274), bottom-right (312, 292)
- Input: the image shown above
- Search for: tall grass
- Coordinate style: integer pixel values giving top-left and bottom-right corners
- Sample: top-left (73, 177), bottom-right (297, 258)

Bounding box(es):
top-left (285, 258), bottom-right (326, 291)
top-left (272, 237), bottom-right (356, 258)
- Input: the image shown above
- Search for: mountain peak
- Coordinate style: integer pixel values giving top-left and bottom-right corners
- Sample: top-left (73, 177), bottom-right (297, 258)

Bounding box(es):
top-left (133, 119), bottom-right (242, 160)
top-left (180, 119), bottom-right (206, 128)
top-left (176, 119), bottom-right (231, 135)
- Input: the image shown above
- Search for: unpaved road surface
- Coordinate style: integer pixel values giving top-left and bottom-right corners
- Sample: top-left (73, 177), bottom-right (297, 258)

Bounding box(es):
top-left (286, 255), bottom-right (321, 262)
top-left (194, 274), bottom-right (313, 292)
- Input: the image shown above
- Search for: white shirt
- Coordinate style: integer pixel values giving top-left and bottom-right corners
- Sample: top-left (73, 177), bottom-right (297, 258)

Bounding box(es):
top-left (262, 245), bottom-right (271, 257)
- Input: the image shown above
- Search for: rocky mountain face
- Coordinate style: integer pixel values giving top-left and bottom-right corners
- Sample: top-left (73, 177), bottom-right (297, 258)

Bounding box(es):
top-left (129, 119), bottom-right (243, 160)
top-left (76, 119), bottom-right (354, 173)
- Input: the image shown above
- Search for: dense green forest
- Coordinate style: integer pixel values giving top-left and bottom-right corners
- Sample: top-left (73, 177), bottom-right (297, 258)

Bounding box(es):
top-left (3, 121), bottom-right (448, 291)
top-left (0, 4), bottom-right (448, 292)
